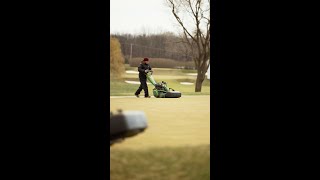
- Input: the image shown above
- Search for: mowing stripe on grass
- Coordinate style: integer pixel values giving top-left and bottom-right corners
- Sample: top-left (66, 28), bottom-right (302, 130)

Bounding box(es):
top-left (110, 95), bottom-right (210, 149)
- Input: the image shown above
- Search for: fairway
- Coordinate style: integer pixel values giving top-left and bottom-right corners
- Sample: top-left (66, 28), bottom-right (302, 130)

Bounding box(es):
top-left (110, 95), bottom-right (210, 149)
top-left (110, 68), bottom-right (211, 179)
top-left (110, 67), bottom-right (210, 96)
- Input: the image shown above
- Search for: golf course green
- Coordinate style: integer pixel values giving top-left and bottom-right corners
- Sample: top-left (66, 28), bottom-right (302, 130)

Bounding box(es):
top-left (110, 95), bottom-right (210, 149)
top-left (110, 67), bottom-right (210, 180)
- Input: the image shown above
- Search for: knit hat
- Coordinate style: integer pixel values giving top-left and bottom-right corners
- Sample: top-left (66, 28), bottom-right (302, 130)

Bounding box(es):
top-left (143, 57), bottom-right (149, 61)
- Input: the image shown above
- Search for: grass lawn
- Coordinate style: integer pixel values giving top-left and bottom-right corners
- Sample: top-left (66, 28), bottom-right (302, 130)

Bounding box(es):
top-left (110, 67), bottom-right (210, 96)
top-left (110, 145), bottom-right (210, 180)
top-left (110, 96), bottom-right (210, 180)
top-left (110, 96), bottom-right (210, 148)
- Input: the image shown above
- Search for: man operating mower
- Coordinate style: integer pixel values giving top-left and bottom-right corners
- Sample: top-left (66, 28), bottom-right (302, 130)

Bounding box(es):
top-left (134, 57), bottom-right (152, 98)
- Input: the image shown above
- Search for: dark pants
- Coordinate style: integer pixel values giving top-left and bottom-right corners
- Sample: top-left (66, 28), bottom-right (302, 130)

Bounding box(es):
top-left (135, 79), bottom-right (149, 97)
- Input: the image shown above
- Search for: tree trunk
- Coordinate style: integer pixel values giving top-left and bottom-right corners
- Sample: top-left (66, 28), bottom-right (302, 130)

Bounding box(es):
top-left (195, 69), bottom-right (206, 92)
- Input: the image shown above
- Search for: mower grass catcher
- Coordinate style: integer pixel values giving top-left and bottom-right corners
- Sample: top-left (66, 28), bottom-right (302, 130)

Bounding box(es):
top-left (146, 71), bottom-right (181, 98)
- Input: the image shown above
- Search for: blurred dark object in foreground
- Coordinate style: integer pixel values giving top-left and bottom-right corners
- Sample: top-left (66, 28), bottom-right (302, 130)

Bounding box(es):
top-left (110, 110), bottom-right (148, 145)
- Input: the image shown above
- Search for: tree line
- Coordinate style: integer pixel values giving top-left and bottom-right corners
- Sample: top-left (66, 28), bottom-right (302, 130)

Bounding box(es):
top-left (111, 32), bottom-right (193, 63)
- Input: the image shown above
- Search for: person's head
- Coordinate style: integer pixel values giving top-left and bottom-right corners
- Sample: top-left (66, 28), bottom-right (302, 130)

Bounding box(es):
top-left (143, 57), bottom-right (149, 64)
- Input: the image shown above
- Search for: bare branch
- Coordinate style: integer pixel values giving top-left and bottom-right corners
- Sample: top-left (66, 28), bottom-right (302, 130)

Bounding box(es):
top-left (167, 0), bottom-right (197, 42)
top-left (166, 0), bottom-right (210, 92)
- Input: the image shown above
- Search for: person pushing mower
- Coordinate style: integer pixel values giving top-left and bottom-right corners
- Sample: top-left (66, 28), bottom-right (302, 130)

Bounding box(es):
top-left (134, 57), bottom-right (152, 98)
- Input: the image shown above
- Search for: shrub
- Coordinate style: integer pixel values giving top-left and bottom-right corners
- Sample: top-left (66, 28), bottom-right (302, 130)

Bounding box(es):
top-left (110, 37), bottom-right (125, 78)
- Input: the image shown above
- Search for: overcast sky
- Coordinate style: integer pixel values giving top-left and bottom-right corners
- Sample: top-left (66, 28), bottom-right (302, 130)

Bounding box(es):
top-left (110, 0), bottom-right (183, 35)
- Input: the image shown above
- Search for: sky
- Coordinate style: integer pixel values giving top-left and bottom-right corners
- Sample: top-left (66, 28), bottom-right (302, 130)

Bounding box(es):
top-left (110, 0), bottom-right (184, 35)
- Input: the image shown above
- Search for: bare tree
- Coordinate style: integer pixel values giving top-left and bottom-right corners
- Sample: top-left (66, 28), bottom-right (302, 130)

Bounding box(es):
top-left (166, 0), bottom-right (210, 92)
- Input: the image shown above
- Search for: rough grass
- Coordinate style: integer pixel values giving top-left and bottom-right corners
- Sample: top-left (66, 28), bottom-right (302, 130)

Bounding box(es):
top-left (110, 96), bottom-right (210, 180)
top-left (110, 145), bottom-right (210, 180)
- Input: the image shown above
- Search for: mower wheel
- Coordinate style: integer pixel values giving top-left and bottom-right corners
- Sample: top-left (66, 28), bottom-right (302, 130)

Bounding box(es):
top-left (165, 91), bottom-right (182, 98)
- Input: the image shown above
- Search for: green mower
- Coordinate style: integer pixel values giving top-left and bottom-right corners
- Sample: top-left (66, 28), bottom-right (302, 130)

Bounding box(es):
top-left (146, 70), bottom-right (182, 98)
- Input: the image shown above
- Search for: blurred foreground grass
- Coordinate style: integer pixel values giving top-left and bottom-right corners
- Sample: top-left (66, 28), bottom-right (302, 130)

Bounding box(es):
top-left (110, 145), bottom-right (210, 180)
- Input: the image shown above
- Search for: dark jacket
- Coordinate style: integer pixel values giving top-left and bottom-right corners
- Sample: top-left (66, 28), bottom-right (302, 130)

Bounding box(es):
top-left (138, 63), bottom-right (152, 80)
